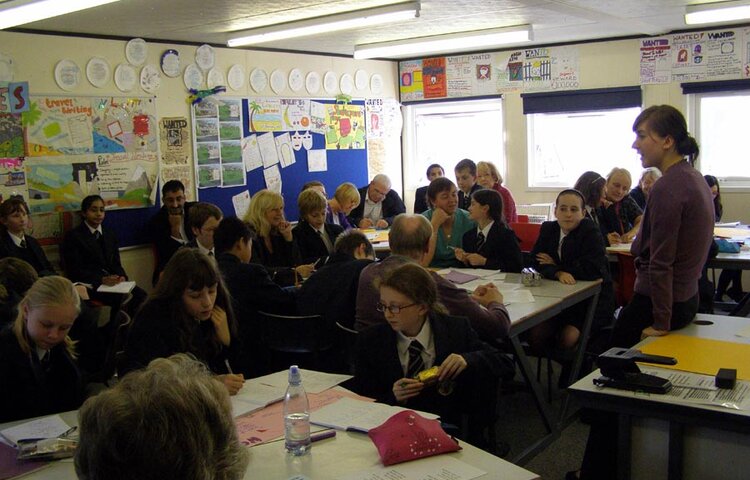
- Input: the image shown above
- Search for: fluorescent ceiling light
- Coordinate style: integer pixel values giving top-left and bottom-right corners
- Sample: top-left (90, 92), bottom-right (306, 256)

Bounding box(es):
top-left (228, 1), bottom-right (419, 48)
top-left (685, 1), bottom-right (750, 25)
top-left (0, 0), bottom-right (122, 30)
top-left (354, 25), bottom-right (532, 60)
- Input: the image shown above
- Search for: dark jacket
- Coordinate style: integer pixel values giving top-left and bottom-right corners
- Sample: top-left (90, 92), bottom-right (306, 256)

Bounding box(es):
top-left (292, 220), bottom-right (344, 266)
top-left (251, 233), bottom-right (302, 287)
top-left (413, 185), bottom-right (430, 214)
top-left (0, 326), bottom-right (84, 422)
top-left (296, 252), bottom-right (374, 329)
top-left (629, 186), bottom-right (647, 210)
top-left (354, 312), bottom-right (508, 422)
top-left (462, 222), bottom-right (523, 272)
top-left (348, 186), bottom-right (406, 228)
top-left (217, 252), bottom-right (297, 376)
top-left (457, 183), bottom-right (483, 211)
top-left (120, 299), bottom-right (238, 377)
top-left (148, 202), bottom-right (196, 285)
top-left (0, 231), bottom-right (55, 276)
top-left (61, 223), bottom-right (127, 288)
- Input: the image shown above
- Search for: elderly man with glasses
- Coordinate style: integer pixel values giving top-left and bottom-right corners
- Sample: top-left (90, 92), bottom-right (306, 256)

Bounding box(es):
top-left (348, 174), bottom-right (406, 229)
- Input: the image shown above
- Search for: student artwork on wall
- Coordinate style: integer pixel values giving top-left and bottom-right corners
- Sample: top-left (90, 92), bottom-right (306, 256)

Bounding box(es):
top-left (22, 95), bottom-right (159, 213)
top-left (640, 27), bottom-right (750, 84)
top-left (192, 96), bottom-right (245, 189)
top-left (324, 103), bottom-right (365, 150)
top-left (159, 116), bottom-right (194, 201)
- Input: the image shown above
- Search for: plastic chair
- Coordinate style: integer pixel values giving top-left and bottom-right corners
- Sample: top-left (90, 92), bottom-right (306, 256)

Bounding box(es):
top-left (335, 321), bottom-right (358, 374)
top-left (509, 222), bottom-right (542, 253)
top-left (517, 214), bottom-right (530, 223)
top-left (615, 253), bottom-right (636, 307)
top-left (258, 311), bottom-right (336, 371)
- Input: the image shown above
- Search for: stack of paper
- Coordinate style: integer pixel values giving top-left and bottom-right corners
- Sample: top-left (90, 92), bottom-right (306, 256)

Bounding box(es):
top-left (0, 415), bottom-right (72, 447)
top-left (311, 397), bottom-right (439, 433)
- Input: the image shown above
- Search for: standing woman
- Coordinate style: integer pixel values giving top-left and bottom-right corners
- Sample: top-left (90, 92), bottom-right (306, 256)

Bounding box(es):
top-left (600, 168), bottom-right (643, 244)
top-left (421, 177), bottom-right (476, 268)
top-left (0, 276), bottom-right (84, 422)
top-left (455, 189), bottom-right (523, 272)
top-left (244, 189), bottom-right (313, 286)
top-left (120, 248), bottom-right (245, 395)
top-left (476, 161), bottom-right (518, 223)
top-left (629, 168), bottom-right (661, 210)
top-left (706, 175), bottom-right (743, 302)
top-left (61, 195), bottom-right (146, 317)
top-left (326, 182), bottom-right (361, 230)
top-left (611, 105), bottom-right (714, 347)
top-left (0, 196), bottom-right (56, 276)
top-left (414, 164), bottom-right (444, 214)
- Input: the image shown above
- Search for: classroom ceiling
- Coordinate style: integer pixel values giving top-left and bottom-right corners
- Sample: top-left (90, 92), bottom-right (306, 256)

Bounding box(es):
top-left (7, 0), bottom-right (736, 58)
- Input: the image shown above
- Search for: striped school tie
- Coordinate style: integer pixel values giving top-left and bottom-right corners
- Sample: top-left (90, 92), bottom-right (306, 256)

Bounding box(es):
top-left (476, 231), bottom-right (485, 251)
top-left (406, 340), bottom-right (425, 378)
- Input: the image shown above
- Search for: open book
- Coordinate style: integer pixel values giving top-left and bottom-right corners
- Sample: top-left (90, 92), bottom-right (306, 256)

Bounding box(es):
top-left (311, 397), bottom-right (439, 433)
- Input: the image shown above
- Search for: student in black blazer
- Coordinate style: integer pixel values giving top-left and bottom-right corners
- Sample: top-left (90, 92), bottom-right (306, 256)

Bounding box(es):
top-left (0, 276), bottom-right (84, 423)
top-left (413, 164), bottom-right (444, 214)
top-left (293, 189), bottom-right (344, 266)
top-left (61, 195), bottom-right (146, 317)
top-left (528, 189), bottom-right (615, 358)
top-left (147, 180), bottom-right (197, 285)
top-left (214, 217), bottom-right (297, 377)
top-left (354, 263), bottom-right (509, 444)
top-left (348, 174), bottom-right (406, 228)
top-left (455, 189), bottom-right (523, 272)
top-left (0, 197), bottom-right (56, 276)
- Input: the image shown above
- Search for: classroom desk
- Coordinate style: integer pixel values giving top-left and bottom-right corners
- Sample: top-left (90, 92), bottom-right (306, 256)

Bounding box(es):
top-left (443, 270), bottom-right (602, 464)
top-left (569, 314), bottom-right (750, 480)
top-left (1, 411), bottom-right (541, 480)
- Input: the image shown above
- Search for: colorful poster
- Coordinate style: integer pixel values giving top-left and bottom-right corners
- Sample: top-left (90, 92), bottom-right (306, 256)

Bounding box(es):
top-left (671, 30), bottom-right (743, 82)
top-left (640, 36), bottom-right (672, 84)
top-left (745, 27), bottom-right (750, 78)
top-left (0, 81), bottom-right (30, 114)
top-left (0, 113), bottom-right (24, 158)
top-left (365, 98), bottom-right (383, 139)
top-left (0, 157), bottom-right (26, 202)
top-left (445, 53), bottom-right (497, 97)
top-left (309, 101), bottom-right (326, 135)
top-left (422, 57), bottom-right (447, 98)
top-left (280, 98), bottom-right (311, 131)
top-left (324, 104), bottom-right (366, 150)
top-left (247, 98), bottom-right (283, 132)
top-left (193, 97), bottom-right (246, 189)
top-left (159, 117), bottom-right (190, 165)
top-left (90, 97), bottom-right (158, 153)
top-left (25, 97), bottom-right (94, 155)
top-left (399, 60), bottom-right (423, 102)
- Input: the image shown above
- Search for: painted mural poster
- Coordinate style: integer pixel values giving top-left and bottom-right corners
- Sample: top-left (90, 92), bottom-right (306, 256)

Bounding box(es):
top-left (247, 98), bottom-right (283, 133)
top-left (445, 53), bottom-right (498, 97)
top-left (324, 104), bottom-right (365, 150)
top-left (422, 57), bottom-right (447, 99)
top-left (640, 36), bottom-right (672, 84)
top-left (309, 101), bottom-right (327, 135)
top-left (522, 47), bottom-right (553, 91)
top-left (0, 113), bottom-right (24, 158)
top-left (365, 98), bottom-right (383, 139)
top-left (25, 97), bottom-right (94, 155)
top-left (280, 98), bottom-right (311, 131)
top-left (0, 157), bottom-right (26, 202)
top-left (90, 97), bottom-right (158, 153)
top-left (399, 60), bottom-right (424, 102)
top-left (25, 152), bottom-right (157, 213)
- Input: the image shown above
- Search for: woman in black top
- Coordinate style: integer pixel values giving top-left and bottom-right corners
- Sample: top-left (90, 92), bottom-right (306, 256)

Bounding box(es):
top-left (0, 276), bottom-right (83, 422)
top-left (455, 189), bottom-right (522, 272)
top-left (120, 248), bottom-right (245, 395)
top-left (0, 196), bottom-right (55, 276)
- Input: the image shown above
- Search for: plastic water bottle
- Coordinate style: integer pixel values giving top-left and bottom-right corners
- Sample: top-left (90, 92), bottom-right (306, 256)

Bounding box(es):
top-left (283, 365), bottom-right (311, 455)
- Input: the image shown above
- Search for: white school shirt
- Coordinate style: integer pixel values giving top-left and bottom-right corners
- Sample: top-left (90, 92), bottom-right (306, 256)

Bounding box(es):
top-left (396, 319), bottom-right (436, 376)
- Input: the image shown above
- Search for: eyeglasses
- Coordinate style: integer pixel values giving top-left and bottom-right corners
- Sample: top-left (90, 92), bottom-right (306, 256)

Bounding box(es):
top-left (376, 302), bottom-right (418, 314)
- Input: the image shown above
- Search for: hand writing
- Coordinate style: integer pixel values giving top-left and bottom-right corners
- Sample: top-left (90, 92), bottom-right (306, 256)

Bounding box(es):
top-left (376, 219), bottom-right (389, 229)
top-left (607, 232), bottom-right (622, 245)
top-left (218, 373), bottom-right (245, 396)
top-left (295, 263), bottom-right (315, 279)
top-left (358, 218), bottom-right (374, 229)
top-left (101, 275), bottom-right (122, 286)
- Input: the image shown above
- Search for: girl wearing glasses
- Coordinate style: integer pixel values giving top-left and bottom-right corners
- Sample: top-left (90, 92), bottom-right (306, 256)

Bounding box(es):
top-left (354, 263), bottom-right (508, 444)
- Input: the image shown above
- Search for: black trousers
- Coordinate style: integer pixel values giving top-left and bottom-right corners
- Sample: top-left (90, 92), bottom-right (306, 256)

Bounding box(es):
top-left (610, 292), bottom-right (699, 348)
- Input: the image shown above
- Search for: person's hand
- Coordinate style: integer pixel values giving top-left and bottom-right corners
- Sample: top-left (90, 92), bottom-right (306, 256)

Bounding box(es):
top-left (453, 247), bottom-right (467, 262)
top-left (278, 220), bottom-right (293, 241)
top-left (471, 283), bottom-right (504, 306)
top-left (295, 263), bottom-right (315, 279)
top-left (218, 373), bottom-right (245, 396)
top-left (465, 253), bottom-right (487, 266)
top-left (555, 271), bottom-right (576, 284)
top-left (211, 306), bottom-right (231, 346)
top-left (608, 232), bottom-right (622, 245)
top-left (536, 252), bottom-right (556, 265)
top-left (375, 219), bottom-right (389, 229)
top-left (438, 353), bottom-right (467, 382)
top-left (621, 231), bottom-right (636, 243)
top-left (601, 198), bottom-right (613, 208)
top-left (101, 275), bottom-right (122, 286)
top-left (168, 210), bottom-right (183, 237)
top-left (358, 218), bottom-right (374, 229)
top-left (393, 377), bottom-right (424, 403)
top-left (641, 326), bottom-right (668, 340)
top-left (430, 208), bottom-right (451, 228)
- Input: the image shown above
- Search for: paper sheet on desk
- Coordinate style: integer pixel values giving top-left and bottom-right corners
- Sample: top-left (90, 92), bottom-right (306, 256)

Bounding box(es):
top-left (336, 456), bottom-right (486, 480)
top-left (640, 334), bottom-right (750, 381)
top-left (638, 368), bottom-right (750, 410)
top-left (0, 415), bottom-right (71, 447)
top-left (230, 381), bottom-right (286, 417)
top-left (96, 281), bottom-right (135, 294)
top-left (250, 369), bottom-right (352, 394)
top-left (311, 397), bottom-right (439, 432)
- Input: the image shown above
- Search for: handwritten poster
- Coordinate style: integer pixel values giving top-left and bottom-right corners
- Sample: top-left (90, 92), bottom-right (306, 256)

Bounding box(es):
top-left (159, 117), bottom-right (190, 165)
top-left (365, 98), bottom-right (383, 139)
top-left (280, 98), bottom-right (311, 131)
top-left (324, 104), bottom-right (365, 150)
top-left (247, 98), bottom-right (283, 132)
top-left (0, 157), bottom-right (26, 202)
top-left (422, 57), bottom-right (447, 98)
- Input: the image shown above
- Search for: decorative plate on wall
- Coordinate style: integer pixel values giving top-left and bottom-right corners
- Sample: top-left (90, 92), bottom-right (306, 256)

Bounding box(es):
top-left (227, 64), bottom-right (245, 91)
top-left (160, 49), bottom-right (180, 77)
top-left (288, 68), bottom-right (304, 92)
top-left (114, 63), bottom-right (137, 92)
top-left (339, 73), bottom-right (354, 95)
top-left (183, 63), bottom-right (203, 90)
top-left (305, 71), bottom-right (321, 94)
top-left (195, 44), bottom-right (215, 71)
top-left (54, 59), bottom-right (81, 91)
top-left (270, 69), bottom-right (286, 94)
top-left (125, 38), bottom-right (148, 66)
top-left (250, 67), bottom-right (268, 93)
top-left (207, 67), bottom-right (225, 89)
top-left (86, 57), bottom-right (110, 88)
top-left (323, 71), bottom-right (338, 94)
top-left (355, 69), bottom-right (369, 91)
top-left (140, 64), bottom-right (161, 93)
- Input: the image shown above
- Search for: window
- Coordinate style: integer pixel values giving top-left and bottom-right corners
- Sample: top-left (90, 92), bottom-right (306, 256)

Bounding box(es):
top-left (690, 90), bottom-right (750, 187)
top-left (527, 107), bottom-right (643, 188)
top-left (402, 98), bottom-right (504, 211)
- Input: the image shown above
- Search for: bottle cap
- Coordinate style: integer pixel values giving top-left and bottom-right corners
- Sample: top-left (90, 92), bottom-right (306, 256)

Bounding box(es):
top-left (289, 365), bottom-right (301, 384)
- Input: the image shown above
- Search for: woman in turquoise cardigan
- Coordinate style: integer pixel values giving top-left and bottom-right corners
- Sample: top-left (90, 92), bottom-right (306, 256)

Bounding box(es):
top-left (421, 177), bottom-right (476, 268)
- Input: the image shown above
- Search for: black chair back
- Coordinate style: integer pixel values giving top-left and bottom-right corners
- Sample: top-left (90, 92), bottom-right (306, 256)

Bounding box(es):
top-left (258, 311), bottom-right (335, 371)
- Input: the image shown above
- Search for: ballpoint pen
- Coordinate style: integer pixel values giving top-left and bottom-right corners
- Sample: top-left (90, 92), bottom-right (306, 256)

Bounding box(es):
top-left (310, 430), bottom-right (336, 443)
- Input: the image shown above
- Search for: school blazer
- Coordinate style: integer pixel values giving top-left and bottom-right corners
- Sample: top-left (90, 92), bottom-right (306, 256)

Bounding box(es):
top-left (148, 202), bottom-right (197, 284)
top-left (354, 312), bottom-right (508, 413)
top-left (61, 223), bottom-right (127, 287)
top-left (348, 186), bottom-right (406, 227)
top-left (0, 231), bottom-right (56, 276)
top-left (413, 185), bottom-right (430, 214)
top-left (462, 222), bottom-right (523, 272)
top-left (292, 220), bottom-right (344, 265)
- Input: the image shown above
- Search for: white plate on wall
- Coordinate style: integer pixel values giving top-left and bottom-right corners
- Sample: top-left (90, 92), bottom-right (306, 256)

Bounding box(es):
top-left (323, 71), bottom-right (337, 94)
top-left (339, 73), bottom-right (354, 95)
top-left (288, 68), bottom-right (303, 92)
top-left (54, 59), bottom-right (81, 91)
top-left (125, 38), bottom-right (148, 66)
top-left (86, 57), bottom-right (110, 88)
top-left (195, 44), bottom-right (215, 71)
top-left (207, 67), bottom-right (225, 89)
top-left (305, 71), bottom-right (320, 94)
top-left (183, 63), bottom-right (203, 90)
top-left (370, 74), bottom-right (384, 95)
top-left (160, 49), bottom-right (180, 77)
top-left (250, 67), bottom-right (268, 93)
top-left (227, 64), bottom-right (245, 91)
top-left (140, 64), bottom-right (161, 93)
top-left (270, 69), bottom-right (286, 94)
top-left (355, 69), bottom-right (369, 91)
top-left (114, 63), bottom-right (137, 92)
